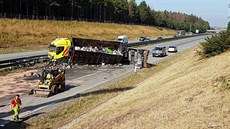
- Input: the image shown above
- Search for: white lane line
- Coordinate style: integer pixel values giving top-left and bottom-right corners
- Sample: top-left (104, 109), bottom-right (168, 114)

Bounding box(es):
top-left (74, 69), bottom-right (107, 80)
top-left (76, 70), bottom-right (131, 93)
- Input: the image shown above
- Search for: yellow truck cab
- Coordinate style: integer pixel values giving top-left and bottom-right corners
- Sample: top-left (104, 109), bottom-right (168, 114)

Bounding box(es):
top-left (48, 38), bottom-right (71, 63)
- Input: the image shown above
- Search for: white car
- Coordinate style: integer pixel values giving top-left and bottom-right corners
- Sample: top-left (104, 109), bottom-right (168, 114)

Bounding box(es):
top-left (168, 46), bottom-right (177, 53)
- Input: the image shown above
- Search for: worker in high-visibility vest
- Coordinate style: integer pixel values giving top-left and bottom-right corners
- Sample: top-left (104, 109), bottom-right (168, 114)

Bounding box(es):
top-left (10, 94), bottom-right (22, 120)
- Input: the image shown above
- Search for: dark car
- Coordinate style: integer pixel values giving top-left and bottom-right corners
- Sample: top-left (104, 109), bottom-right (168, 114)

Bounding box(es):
top-left (152, 46), bottom-right (167, 57)
top-left (156, 37), bottom-right (163, 40)
top-left (139, 36), bottom-right (151, 41)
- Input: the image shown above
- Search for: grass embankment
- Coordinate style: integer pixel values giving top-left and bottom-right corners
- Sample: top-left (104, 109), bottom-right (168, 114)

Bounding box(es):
top-left (66, 48), bottom-right (230, 129)
top-left (23, 47), bottom-right (230, 129)
top-left (0, 18), bottom-right (176, 54)
top-left (22, 45), bottom-right (230, 129)
top-left (21, 47), bottom-right (186, 129)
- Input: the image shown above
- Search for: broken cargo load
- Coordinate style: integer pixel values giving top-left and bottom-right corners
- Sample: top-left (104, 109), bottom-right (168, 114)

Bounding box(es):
top-left (48, 37), bottom-right (128, 65)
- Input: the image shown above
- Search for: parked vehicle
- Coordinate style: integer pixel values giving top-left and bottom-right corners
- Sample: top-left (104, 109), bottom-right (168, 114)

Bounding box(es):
top-left (152, 46), bottom-right (167, 57)
top-left (139, 36), bottom-right (150, 41)
top-left (168, 46), bottom-right (178, 53)
top-left (156, 37), bottom-right (163, 40)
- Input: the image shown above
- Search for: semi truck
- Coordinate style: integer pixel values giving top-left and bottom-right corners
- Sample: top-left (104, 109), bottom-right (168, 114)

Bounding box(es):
top-left (30, 37), bottom-right (149, 97)
top-left (117, 35), bottom-right (128, 44)
top-left (48, 37), bottom-right (128, 65)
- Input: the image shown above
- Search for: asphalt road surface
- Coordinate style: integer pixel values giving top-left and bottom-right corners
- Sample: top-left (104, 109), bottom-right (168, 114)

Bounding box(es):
top-left (0, 35), bottom-right (209, 127)
top-left (0, 35), bottom-right (172, 62)
top-left (0, 50), bottom-right (48, 62)
top-left (145, 35), bottom-right (208, 64)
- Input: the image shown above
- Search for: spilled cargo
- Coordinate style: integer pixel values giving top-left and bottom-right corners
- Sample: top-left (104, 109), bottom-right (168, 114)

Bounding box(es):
top-left (70, 38), bottom-right (125, 65)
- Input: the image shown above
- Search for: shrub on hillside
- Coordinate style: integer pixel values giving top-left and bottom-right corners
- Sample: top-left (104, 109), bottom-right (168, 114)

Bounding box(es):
top-left (198, 30), bottom-right (230, 58)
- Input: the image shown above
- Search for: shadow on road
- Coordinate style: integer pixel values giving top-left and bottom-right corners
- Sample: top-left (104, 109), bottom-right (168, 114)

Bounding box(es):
top-left (65, 84), bottom-right (79, 90)
top-left (147, 63), bottom-right (156, 68)
top-left (0, 111), bottom-right (12, 118)
top-left (80, 87), bottom-right (134, 97)
top-left (0, 118), bottom-right (13, 129)
top-left (1, 112), bottom-right (44, 129)
top-left (2, 120), bottom-right (28, 129)
top-left (0, 105), bottom-right (7, 108)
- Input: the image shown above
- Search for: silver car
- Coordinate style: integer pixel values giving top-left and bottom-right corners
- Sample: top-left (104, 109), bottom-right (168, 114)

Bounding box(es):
top-left (152, 46), bottom-right (167, 57)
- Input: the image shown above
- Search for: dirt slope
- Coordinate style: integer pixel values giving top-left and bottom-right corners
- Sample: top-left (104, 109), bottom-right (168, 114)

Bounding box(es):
top-left (69, 48), bottom-right (230, 129)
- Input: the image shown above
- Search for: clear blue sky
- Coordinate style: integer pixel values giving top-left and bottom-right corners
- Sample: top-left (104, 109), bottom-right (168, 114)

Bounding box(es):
top-left (136, 0), bottom-right (229, 28)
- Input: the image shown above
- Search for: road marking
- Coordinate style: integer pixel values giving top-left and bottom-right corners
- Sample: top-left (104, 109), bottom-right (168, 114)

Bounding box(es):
top-left (77, 70), bottom-right (131, 93)
top-left (74, 69), bottom-right (107, 80)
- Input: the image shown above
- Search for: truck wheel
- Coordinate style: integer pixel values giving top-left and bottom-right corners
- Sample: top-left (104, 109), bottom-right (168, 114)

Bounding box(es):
top-left (51, 85), bottom-right (58, 95)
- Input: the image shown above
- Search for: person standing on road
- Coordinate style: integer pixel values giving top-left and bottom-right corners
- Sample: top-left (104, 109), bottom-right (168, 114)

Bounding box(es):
top-left (10, 94), bottom-right (22, 120)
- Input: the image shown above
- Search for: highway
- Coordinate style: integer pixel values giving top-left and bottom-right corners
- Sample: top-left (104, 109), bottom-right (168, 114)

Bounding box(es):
top-left (0, 35), bottom-right (209, 127)
top-left (146, 35), bottom-right (207, 63)
top-left (0, 50), bottom-right (48, 62)
top-left (0, 35), bottom-right (176, 62)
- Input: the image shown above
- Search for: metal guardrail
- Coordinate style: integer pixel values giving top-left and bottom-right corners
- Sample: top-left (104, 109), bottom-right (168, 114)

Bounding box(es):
top-left (0, 55), bottom-right (49, 69)
top-left (0, 34), bottom-right (208, 69)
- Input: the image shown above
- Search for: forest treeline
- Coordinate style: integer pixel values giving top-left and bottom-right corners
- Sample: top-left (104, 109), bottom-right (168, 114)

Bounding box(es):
top-left (0, 0), bottom-right (210, 32)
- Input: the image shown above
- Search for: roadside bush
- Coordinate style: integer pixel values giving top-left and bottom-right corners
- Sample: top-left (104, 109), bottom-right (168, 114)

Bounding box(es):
top-left (199, 30), bottom-right (230, 58)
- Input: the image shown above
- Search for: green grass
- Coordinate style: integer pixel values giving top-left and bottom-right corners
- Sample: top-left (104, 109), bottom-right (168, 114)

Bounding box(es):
top-left (198, 30), bottom-right (230, 58)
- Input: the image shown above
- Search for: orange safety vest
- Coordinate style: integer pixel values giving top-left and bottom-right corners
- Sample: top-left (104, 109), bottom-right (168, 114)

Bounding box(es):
top-left (11, 98), bottom-right (21, 109)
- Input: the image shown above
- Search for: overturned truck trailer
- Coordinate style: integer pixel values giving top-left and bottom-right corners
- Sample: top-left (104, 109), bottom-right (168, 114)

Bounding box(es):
top-left (70, 38), bottom-right (126, 65)
top-left (48, 38), bottom-right (128, 65)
